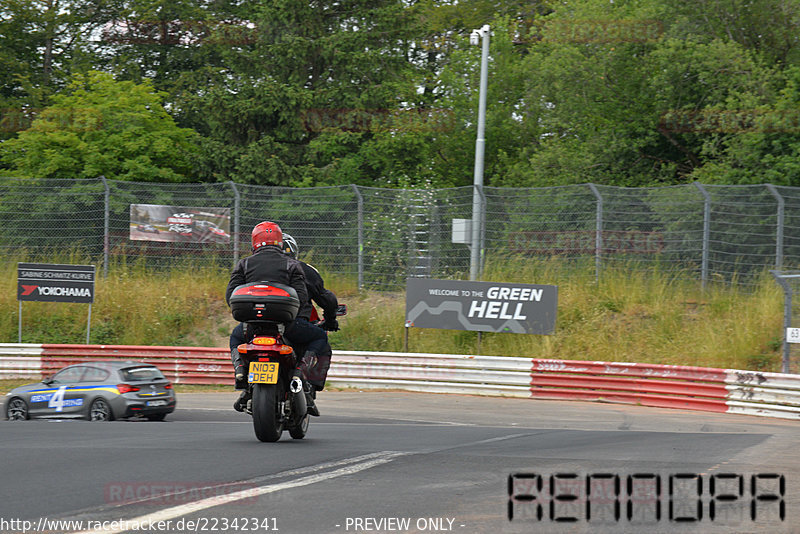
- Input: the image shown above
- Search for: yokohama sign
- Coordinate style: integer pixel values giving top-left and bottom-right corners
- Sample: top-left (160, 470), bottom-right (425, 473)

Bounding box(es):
top-left (17, 263), bottom-right (95, 303)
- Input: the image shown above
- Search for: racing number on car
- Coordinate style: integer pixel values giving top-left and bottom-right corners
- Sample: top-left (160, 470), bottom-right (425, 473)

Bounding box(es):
top-left (48, 386), bottom-right (68, 412)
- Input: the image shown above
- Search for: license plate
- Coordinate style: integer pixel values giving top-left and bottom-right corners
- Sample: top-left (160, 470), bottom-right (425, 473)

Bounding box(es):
top-left (146, 400), bottom-right (167, 407)
top-left (249, 361), bottom-right (279, 384)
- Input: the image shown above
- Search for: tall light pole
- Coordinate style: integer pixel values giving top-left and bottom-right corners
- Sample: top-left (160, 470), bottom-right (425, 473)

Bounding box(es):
top-left (469, 24), bottom-right (490, 281)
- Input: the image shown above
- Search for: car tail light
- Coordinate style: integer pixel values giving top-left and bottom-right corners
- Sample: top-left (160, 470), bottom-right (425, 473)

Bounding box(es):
top-left (164, 383), bottom-right (173, 389)
top-left (117, 383), bottom-right (140, 394)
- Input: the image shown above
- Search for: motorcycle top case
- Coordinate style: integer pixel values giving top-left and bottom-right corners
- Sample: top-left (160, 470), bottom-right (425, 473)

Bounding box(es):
top-left (230, 282), bottom-right (300, 323)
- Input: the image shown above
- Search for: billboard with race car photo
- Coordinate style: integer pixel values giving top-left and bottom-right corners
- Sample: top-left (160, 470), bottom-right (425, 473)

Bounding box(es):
top-left (129, 204), bottom-right (231, 244)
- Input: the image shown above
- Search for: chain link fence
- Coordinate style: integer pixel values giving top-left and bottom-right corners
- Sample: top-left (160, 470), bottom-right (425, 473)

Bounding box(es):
top-left (1, 177), bottom-right (799, 289)
top-left (769, 271), bottom-right (800, 374)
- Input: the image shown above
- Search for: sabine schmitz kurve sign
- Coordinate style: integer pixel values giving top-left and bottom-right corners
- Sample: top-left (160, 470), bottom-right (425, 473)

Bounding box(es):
top-left (17, 263), bottom-right (95, 303)
top-left (405, 278), bottom-right (557, 335)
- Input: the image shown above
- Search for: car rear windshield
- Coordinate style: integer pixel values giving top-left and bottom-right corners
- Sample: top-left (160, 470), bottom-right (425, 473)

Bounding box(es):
top-left (120, 367), bottom-right (166, 381)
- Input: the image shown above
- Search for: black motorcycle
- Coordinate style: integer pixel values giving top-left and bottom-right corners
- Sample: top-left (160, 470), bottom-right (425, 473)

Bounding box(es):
top-left (229, 282), bottom-right (309, 442)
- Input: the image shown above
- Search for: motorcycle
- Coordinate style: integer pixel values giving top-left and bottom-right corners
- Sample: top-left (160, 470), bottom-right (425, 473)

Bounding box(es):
top-left (229, 281), bottom-right (310, 442)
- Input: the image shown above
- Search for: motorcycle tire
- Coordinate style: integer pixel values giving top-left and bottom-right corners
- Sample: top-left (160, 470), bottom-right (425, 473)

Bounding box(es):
top-left (252, 383), bottom-right (283, 442)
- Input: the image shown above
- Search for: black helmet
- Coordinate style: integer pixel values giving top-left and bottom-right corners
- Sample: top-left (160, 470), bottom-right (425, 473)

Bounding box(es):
top-left (282, 233), bottom-right (298, 258)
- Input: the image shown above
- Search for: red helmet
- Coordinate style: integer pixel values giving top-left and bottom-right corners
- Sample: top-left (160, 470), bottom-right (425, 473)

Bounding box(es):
top-left (251, 221), bottom-right (283, 251)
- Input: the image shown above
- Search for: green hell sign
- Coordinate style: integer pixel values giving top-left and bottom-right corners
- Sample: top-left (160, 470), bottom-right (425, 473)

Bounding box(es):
top-left (405, 278), bottom-right (557, 335)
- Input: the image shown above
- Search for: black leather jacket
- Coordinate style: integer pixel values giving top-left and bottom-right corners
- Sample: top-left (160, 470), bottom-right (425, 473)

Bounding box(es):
top-left (225, 245), bottom-right (310, 319)
top-left (299, 261), bottom-right (339, 322)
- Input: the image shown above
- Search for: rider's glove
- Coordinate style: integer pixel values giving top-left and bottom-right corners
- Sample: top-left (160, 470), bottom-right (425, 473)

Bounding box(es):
top-left (321, 318), bottom-right (340, 332)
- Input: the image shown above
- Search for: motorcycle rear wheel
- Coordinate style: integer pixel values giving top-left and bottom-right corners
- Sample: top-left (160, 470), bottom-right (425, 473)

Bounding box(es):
top-left (252, 383), bottom-right (283, 442)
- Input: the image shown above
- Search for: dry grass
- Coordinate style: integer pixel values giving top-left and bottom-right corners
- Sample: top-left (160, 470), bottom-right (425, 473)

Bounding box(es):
top-left (336, 258), bottom-right (784, 371)
top-left (0, 255), bottom-right (785, 372)
top-left (1, 254), bottom-right (232, 346)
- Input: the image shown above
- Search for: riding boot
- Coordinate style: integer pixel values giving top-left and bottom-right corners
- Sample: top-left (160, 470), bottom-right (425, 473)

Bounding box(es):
top-left (293, 357), bottom-right (320, 417)
top-left (231, 348), bottom-right (249, 412)
top-left (231, 349), bottom-right (247, 390)
top-left (304, 383), bottom-right (320, 417)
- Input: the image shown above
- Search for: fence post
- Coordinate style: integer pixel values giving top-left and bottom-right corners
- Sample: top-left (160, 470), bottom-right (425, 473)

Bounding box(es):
top-left (694, 182), bottom-right (711, 289)
top-left (588, 184), bottom-right (602, 283)
top-left (478, 186), bottom-right (489, 276)
top-left (770, 270), bottom-right (793, 373)
top-left (470, 183), bottom-right (485, 280)
top-left (230, 181), bottom-right (240, 267)
top-left (351, 184), bottom-right (364, 289)
top-left (100, 175), bottom-right (109, 278)
top-left (766, 184), bottom-right (784, 269)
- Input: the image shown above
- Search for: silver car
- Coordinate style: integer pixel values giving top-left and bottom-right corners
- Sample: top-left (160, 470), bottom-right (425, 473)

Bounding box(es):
top-left (4, 361), bottom-right (176, 421)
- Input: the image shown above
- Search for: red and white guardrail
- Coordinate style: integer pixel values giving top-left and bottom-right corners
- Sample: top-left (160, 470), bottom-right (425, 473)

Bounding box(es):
top-left (1, 344), bottom-right (798, 420)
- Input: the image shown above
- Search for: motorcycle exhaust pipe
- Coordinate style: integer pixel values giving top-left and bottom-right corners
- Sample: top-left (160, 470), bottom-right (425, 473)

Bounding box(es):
top-left (291, 381), bottom-right (307, 418)
top-left (290, 376), bottom-right (303, 394)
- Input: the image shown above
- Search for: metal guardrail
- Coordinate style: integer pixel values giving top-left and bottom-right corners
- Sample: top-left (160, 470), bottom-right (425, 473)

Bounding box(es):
top-left (0, 344), bottom-right (798, 420)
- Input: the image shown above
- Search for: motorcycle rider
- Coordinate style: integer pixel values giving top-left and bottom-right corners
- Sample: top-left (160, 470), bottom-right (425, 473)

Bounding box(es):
top-left (226, 221), bottom-right (327, 414)
top-left (281, 233), bottom-right (340, 392)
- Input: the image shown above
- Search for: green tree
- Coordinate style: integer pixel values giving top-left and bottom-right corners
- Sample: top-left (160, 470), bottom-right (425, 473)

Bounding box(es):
top-left (95, 0), bottom-right (236, 104)
top-left (481, 0), bottom-right (788, 186)
top-left (188, 0), bottom-right (437, 187)
top-left (1, 71), bottom-right (199, 181)
top-left (0, 0), bottom-right (121, 109)
top-left (665, 0), bottom-right (800, 67)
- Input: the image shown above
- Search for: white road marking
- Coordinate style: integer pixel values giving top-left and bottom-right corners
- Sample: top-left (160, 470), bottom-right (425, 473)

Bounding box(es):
top-left (70, 451), bottom-right (406, 534)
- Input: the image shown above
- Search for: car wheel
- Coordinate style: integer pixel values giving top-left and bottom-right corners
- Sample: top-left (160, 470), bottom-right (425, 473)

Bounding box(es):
top-left (89, 398), bottom-right (113, 421)
top-left (6, 397), bottom-right (29, 420)
top-left (146, 413), bottom-right (166, 421)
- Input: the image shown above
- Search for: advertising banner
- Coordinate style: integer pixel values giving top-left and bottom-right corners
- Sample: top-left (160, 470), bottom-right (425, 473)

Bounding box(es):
top-left (405, 278), bottom-right (557, 334)
top-left (129, 204), bottom-right (231, 244)
top-left (18, 263), bottom-right (95, 303)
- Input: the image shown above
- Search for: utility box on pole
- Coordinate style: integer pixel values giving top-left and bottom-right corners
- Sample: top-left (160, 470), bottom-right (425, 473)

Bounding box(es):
top-left (452, 219), bottom-right (472, 245)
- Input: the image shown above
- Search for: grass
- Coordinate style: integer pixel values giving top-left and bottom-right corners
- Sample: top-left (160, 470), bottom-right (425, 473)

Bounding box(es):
top-left (333, 257), bottom-right (785, 371)
top-left (0, 254), bottom-right (786, 379)
top-left (2, 253), bottom-right (235, 346)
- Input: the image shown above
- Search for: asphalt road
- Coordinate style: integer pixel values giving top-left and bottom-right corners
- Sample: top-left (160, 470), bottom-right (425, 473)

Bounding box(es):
top-left (1, 391), bottom-right (798, 534)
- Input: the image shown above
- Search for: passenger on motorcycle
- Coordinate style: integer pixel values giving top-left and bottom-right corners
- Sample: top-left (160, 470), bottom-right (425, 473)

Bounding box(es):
top-left (281, 233), bottom-right (340, 391)
top-left (226, 221), bottom-right (327, 414)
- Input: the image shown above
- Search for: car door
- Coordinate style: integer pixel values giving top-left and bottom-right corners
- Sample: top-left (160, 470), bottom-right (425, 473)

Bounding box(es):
top-left (28, 365), bottom-right (87, 417)
top-left (77, 365), bottom-right (115, 416)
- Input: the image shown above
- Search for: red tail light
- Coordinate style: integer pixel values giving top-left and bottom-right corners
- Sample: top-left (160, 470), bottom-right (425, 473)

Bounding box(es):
top-left (164, 383), bottom-right (173, 389)
top-left (117, 383), bottom-right (140, 394)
